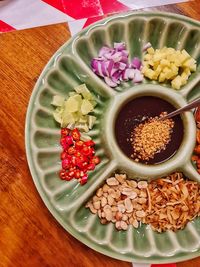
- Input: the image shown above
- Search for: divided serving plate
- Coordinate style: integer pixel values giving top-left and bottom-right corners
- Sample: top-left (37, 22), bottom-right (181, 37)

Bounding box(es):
top-left (25, 12), bottom-right (200, 264)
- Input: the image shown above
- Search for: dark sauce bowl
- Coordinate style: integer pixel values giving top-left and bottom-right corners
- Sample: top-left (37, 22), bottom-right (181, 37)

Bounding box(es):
top-left (115, 96), bottom-right (184, 165)
top-left (103, 84), bottom-right (196, 180)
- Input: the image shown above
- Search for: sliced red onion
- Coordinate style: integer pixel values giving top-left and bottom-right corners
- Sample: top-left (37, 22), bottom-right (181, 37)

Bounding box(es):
top-left (91, 43), bottom-right (144, 88)
top-left (93, 56), bottom-right (104, 61)
top-left (111, 51), bottom-right (123, 62)
top-left (122, 68), bottom-right (130, 81)
top-left (133, 69), bottom-right (144, 83)
top-left (110, 67), bottom-right (119, 77)
top-left (101, 61), bottom-right (108, 76)
top-left (142, 42), bottom-right (152, 52)
top-left (119, 62), bottom-right (127, 70)
top-left (104, 77), bottom-right (117, 87)
top-left (114, 42), bottom-right (126, 51)
top-left (131, 57), bottom-right (142, 70)
top-left (107, 59), bottom-right (114, 77)
top-left (97, 61), bottom-right (104, 77)
top-left (99, 46), bottom-right (111, 57)
top-left (111, 70), bottom-right (121, 84)
top-left (127, 68), bottom-right (135, 79)
top-left (121, 50), bottom-right (129, 57)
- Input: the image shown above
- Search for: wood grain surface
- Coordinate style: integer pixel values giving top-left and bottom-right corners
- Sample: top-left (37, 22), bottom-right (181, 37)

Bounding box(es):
top-left (0, 1), bottom-right (200, 267)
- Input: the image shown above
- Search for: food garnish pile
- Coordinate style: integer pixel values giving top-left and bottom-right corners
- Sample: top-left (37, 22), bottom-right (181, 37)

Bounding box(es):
top-left (52, 84), bottom-right (96, 132)
top-left (59, 128), bottom-right (100, 185)
top-left (91, 42), bottom-right (143, 87)
top-left (142, 46), bottom-right (197, 90)
top-left (86, 172), bottom-right (200, 232)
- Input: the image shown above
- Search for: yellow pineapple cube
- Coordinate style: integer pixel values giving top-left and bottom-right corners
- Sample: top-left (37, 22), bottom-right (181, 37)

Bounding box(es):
top-left (147, 47), bottom-right (155, 55)
top-left (171, 75), bottom-right (182, 90)
top-left (158, 72), bottom-right (166, 83)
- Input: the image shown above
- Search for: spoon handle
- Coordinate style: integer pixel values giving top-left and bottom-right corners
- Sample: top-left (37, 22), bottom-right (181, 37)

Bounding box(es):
top-left (160, 98), bottom-right (200, 120)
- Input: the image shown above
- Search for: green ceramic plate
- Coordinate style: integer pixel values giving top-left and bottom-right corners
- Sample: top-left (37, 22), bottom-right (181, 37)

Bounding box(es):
top-left (25, 12), bottom-right (200, 264)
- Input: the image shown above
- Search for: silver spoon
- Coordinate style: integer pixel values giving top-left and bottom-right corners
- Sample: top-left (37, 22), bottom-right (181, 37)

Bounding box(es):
top-left (159, 98), bottom-right (200, 120)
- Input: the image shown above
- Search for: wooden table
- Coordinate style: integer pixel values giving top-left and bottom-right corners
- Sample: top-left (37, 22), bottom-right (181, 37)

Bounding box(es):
top-left (0, 1), bottom-right (200, 266)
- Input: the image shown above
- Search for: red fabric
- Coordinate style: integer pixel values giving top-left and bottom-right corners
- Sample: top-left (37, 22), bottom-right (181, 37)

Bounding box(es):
top-left (42, 0), bottom-right (66, 13)
top-left (83, 15), bottom-right (104, 28)
top-left (151, 264), bottom-right (176, 267)
top-left (0, 20), bottom-right (15, 33)
top-left (42, 0), bottom-right (131, 19)
top-left (100, 0), bottom-right (130, 14)
top-left (42, 0), bottom-right (103, 19)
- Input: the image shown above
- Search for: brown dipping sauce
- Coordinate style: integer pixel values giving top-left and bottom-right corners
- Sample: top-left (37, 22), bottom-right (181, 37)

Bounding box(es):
top-left (115, 96), bottom-right (184, 164)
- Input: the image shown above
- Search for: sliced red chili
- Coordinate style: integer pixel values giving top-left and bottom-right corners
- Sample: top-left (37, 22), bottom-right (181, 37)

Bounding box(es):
top-left (90, 156), bottom-right (101, 165)
top-left (65, 135), bottom-right (74, 146)
top-left (84, 140), bottom-right (95, 147)
top-left (65, 172), bottom-right (72, 181)
top-left (60, 151), bottom-right (68, 160)
top-left (74, 170), bottom-right (81, 179)
top-left (62, 159), bottom-right (71, 169)
top-left (60, 138), bottom-right (69, 150)
top-left (81, 146), bottom-right (91, 156)
top-left (68, 170), bottom-right (75, 178)
top-left (68, 146), bottom-right (77, 155)
top-left (80, 174), bottom-right (88, 185)
top-left (71, 128), bottom-right (81, 141)
top-left (59, 127), bottom-right (100, 185)
top-left (75, 140), bottom-right (84, 149)
top-left (61, 128), bottom-right (70, 136)
top-left (87, 163), bottom-right (96, 171)
top-left (59, 170), bottom-right (66, 180)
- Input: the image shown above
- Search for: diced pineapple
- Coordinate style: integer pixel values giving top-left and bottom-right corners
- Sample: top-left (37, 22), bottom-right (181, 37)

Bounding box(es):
top-left (181, 71), bottom-right (189, 85)
top-left (153, 61), bottom-right (160, 71)
top-left (158, 72), bottom-right (166, 83)
top-left (181, 49), bottom-right (191, 61)
top-left (143, 45), bottom-right (197, 90)
top-left (148, 60), bottom-right (154, 66)
top-left (147, 47), bottom-right (155, 55)
top-left (183, 67), bottom-right (191, 76)
top-left (160, 59), bottom-right (170, 67)
top-left (144, 69), bottom-right (156, 80)
top-left (69, 92), bottom-right (76, 97)
top-left (162, 67), bottom-right (171, 74)
top-left (144, 54), bottom-right (152, 61)
top-left (183, 58), bottom-right (197, 71)
top-left (166, 47), bottom-right (175, 54)
top-left (165, 70), bottom-right (176, 80)
top-left (171, 75), bottom-right (182, 90)
top-left (143, 61), bottom-right (150, 67)
top-left (153, 53), bottom-right (165, 62)
top-left (141, 65), bottom-right (149, 74)
top-left (170, 63), bottom-right (179, 77)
